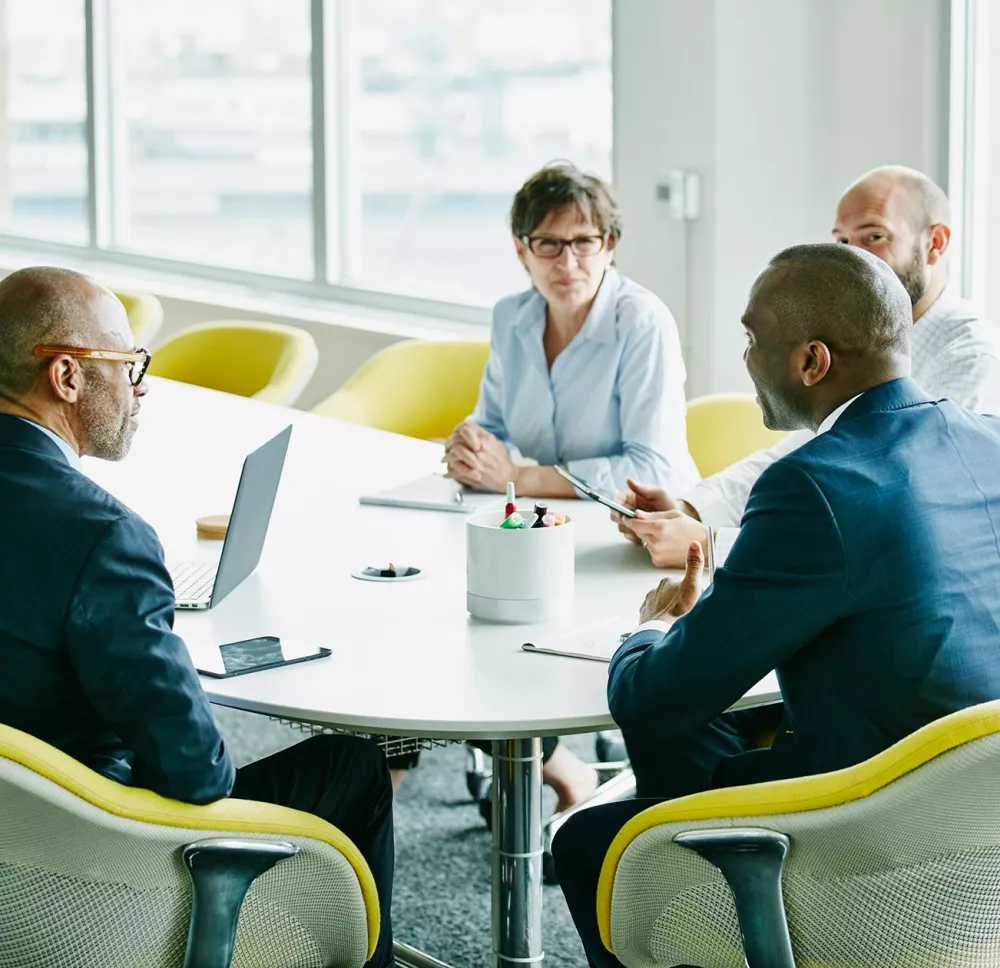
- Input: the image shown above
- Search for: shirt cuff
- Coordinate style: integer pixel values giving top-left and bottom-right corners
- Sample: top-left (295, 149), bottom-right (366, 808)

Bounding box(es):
top-left (713, 526), bottom-right (739, 567)
top-left (631, 619), bottom-right (674, 637)
top-left (680, 482), bottom-right (743, 528)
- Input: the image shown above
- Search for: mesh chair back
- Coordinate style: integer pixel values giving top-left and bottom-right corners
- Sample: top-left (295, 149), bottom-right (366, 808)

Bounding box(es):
top-left (610, 731), bottom-right (1000, 967)
top-left (0, 737), bottom-right (373, 968)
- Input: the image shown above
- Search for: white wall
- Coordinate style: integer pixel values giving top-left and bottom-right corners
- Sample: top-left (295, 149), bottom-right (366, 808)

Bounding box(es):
top-left (979, 0), bottom-right (1000, 319)
top-left (614, 0), bottom-right (951, 396)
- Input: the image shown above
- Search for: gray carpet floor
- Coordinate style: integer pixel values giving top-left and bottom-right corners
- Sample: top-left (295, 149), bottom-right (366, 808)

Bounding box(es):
top-left (216, 706), bottom-right (593, 967)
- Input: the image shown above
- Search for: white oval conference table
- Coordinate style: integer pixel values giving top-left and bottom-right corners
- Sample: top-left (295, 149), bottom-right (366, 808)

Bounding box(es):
top-left (86, 376), bottom-right (780, 968)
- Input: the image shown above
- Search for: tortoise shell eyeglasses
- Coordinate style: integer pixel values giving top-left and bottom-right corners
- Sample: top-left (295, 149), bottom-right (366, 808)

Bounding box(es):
top-left (33, 345), bottom-right (152, 387)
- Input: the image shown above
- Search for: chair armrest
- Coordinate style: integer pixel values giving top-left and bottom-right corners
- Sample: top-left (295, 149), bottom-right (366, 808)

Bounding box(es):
top-left (674, 827), bottom-right (794, 968)
top-left (182, 838), bottom-right (298, 968)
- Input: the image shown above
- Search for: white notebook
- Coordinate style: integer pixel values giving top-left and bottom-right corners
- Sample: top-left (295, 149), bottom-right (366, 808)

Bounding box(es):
top-left (521, 620), bottom-right (647, 663)
top-left (359, 473), bottom-right (505, 514)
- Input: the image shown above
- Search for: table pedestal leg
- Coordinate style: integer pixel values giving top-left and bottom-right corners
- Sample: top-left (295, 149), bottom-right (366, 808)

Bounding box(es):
top-left (491, 737), bottom-right (544, 967)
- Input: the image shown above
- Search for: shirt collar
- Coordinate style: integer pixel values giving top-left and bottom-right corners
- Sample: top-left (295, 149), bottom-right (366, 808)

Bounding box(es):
top-left (816, 393), bottom-right (863, 436)
top-left (16, 417), bottom-right (81, 470)
top-left (514, 267), bottom-right (620, 345)
top-left (574, 267), bottom-right (620, 344)
top-left (914, 286), bottom-right (962, 329)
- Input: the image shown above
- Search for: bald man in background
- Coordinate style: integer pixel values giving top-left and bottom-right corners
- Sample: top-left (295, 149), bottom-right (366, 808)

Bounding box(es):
top-left (620, 165), bottom-right (1000, 566)
top-left (0, 267), bottom-right (396, 967)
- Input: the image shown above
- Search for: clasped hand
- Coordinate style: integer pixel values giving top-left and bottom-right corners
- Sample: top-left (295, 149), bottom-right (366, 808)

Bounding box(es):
top-left (443, 420), bottom-right (516, 493)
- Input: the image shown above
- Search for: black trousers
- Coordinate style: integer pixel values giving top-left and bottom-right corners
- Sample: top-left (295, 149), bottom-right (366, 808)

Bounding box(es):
top-left (232, 734), bottom-right (395, 968)
top-left (553, 705), bottom-right (786, 968)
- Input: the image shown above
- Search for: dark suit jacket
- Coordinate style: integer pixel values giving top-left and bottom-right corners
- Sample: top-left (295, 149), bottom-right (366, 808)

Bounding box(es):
top-left (0, 414), bottom-right (234, 803)
top-left (609, 378), bottom-right (1000, 782)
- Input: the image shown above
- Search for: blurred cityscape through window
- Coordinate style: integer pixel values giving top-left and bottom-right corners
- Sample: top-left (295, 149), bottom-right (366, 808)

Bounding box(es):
top-left (0, 0), bottom-right (88, 244)
top-left (0, 0), bottom-right (611, 307)
top-left (354, 0), bottom-right (612, 304)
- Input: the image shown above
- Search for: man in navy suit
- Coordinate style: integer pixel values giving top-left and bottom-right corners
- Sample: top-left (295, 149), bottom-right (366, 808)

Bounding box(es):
top-left (0, 267), bottom-right (395, 967)
top-left (554, 243), bottom-right (1000, 967)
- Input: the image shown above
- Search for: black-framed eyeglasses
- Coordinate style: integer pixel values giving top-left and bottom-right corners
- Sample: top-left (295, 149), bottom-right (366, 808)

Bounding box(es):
top-left (33, 344), bottom-right (152, 387)
top-left (520, 234), bottom-right (610, 259)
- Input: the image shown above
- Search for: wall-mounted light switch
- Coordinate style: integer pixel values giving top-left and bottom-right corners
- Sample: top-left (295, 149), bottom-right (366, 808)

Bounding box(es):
top-left (656, 170), bottom-right (700, 220)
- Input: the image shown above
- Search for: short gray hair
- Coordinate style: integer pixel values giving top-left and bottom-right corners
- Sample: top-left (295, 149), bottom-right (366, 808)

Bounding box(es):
top-left (0, 266), bottom-right (99, 397)
top-left (765, 243), bottom-right (912, 364)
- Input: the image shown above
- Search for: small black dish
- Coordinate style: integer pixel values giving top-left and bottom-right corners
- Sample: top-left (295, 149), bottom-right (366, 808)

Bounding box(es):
top-left (351, 565), bottom-right (423, 582)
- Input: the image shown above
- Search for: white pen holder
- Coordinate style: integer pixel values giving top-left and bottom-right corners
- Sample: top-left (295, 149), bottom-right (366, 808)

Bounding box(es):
top-left (466, 509), bottom-right (574, 624)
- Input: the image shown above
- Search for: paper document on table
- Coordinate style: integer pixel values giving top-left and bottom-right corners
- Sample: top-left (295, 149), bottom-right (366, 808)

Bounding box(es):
top-left (359, 473), bottom-right (504, 514)
top-left (521, 619), bottom-right (657, 663)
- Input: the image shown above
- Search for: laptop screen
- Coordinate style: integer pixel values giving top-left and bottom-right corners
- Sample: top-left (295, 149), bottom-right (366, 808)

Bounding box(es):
top-left (210, 424), bottom-right (292, 607)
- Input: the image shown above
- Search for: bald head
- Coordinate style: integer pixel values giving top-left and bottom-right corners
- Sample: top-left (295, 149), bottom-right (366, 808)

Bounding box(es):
top-left (843, 165), bottom-right (950, 234)
top-left (833, 166), bottom-right (952, 310)
top-left (0, 266), bottom-right (125, 399)
top-left (764, 243), bottom-right (912, 358)
top-left (742, 244), bottom-right (912, 431)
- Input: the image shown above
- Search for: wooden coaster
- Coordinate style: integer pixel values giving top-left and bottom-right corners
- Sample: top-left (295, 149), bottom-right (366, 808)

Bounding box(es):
top-left (196, 514), bottom-right (230, 540)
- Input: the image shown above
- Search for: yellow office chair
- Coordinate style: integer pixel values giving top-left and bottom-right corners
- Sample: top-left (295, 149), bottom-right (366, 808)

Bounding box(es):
top-left (147, 321), bottom-right (319, 407)
top-left (114, 290), bottom-right (165, 346)
top-left (0, 723), bottom-right (379, 968)
top-left (686, 393), bottom-right (788, 478)
top-left (598, 699), bottom-right (1000, 967)
top-left (312, 339), bottom-right (490, 439)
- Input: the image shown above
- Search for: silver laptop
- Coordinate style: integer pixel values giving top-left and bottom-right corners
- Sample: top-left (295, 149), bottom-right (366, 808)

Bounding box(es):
top-left (171, 425), bottom-right (292, 610)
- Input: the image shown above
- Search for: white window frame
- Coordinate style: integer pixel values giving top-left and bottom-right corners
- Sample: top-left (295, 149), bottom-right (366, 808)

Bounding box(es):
top-left (948, 0), bottom-right (990, 304)
top-left (7, 0), bottom-right (637, 326)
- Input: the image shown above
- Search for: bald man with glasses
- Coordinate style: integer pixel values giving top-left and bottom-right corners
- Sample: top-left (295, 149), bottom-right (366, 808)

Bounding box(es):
top-left (0, 267), bottom-right (396, 968)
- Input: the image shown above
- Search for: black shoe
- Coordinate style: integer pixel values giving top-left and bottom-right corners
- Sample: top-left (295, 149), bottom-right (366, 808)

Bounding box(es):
top-left (478, 795), bottom-right (493, 831)
top-left (596, 732), bottom-right (627, 763)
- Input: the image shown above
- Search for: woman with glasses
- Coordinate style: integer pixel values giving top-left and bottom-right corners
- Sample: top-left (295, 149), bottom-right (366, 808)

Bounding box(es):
top-left (443, 161), bottom-right (699, 506)
top-left (423, 164), bottom-right (699, 816)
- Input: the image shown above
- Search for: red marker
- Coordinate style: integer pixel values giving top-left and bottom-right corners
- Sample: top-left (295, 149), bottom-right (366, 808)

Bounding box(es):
top-left (505, 481), bottom-right (516, 518)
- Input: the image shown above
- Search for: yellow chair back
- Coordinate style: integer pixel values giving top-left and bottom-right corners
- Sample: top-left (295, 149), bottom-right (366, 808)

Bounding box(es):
top-left (686, 393), bottom-right (788, 477)
top-left (147, 320), bottom-right (319, 406)
top-left (598, 698), bottom-right (1000, 966)
top-left (313, 338), bottom-right (490, 439)
top-left (0, 722), bottom-right (379, 966)
top-left (113, 290), bottom-right (164, 346)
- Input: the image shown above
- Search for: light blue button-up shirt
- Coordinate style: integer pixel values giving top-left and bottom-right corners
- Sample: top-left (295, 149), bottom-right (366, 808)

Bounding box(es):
top-left (17, 417), bottom-right (81, 470)
top-left (472, 268), bottom-right (700, 496)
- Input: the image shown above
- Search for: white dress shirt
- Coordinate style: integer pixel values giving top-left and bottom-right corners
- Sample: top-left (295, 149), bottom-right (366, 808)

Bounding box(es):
top-left (472, 268), bottom-right (700, 496)
top-left (682, 289), bottom-right (1000, 529)
top-left (17, 417), bottom-right (81, 470)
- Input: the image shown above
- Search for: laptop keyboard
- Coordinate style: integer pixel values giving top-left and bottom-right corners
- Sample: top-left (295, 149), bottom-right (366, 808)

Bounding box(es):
top-left (170, 560), bottom-right (217, 603)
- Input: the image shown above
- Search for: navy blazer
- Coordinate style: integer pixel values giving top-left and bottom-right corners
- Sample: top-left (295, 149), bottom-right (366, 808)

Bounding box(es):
top-left (0, 415), bottom-right (234, 803)
top-left (610, 378), bottom-right (1000, 781)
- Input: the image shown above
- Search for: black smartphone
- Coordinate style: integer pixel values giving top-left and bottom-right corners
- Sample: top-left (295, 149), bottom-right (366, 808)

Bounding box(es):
top-left (196, 635), bottom-right (332, 679)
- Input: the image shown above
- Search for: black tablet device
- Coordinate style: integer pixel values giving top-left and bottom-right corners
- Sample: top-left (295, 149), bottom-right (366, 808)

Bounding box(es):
top-left (553, 465), bottom-right (638, 517)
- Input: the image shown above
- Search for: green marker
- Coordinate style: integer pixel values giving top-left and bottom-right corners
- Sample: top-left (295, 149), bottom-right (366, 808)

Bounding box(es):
top-left (500, 511), bottom-right (525, 529)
